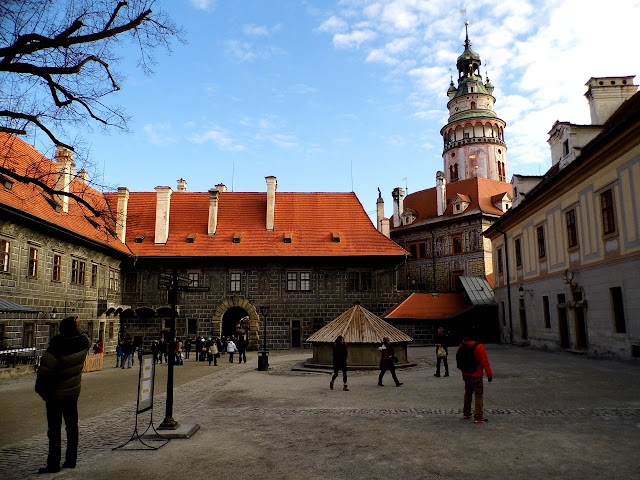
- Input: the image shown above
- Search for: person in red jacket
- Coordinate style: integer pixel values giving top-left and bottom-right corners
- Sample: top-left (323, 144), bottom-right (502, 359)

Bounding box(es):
top-left (458, 336), bottom-right (493, 424)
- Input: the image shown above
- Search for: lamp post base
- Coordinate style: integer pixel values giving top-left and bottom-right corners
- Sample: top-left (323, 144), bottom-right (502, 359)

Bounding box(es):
top-left (158, 417), bottom-right (180, 430)
top-left (257, 351), bottom-right (269, 371)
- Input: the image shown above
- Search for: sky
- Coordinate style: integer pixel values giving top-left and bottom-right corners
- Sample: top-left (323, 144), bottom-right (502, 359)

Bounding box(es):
top-left (31, 0), bottom-right (640, 220)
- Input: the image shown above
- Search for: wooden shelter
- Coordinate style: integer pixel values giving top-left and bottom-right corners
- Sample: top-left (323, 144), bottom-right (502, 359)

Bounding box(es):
top-left (307, 302), bottom-right (413, 368)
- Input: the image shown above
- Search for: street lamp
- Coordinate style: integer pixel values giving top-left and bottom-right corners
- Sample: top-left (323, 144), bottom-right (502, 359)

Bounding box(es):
top-left (258, 305), bottom-right (269, 371)
top-left (519, 286), bottom-right (533, 298)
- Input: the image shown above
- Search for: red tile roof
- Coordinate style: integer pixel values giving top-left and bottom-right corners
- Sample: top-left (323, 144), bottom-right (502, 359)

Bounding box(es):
top-left (382, 293), bottom-right (468, 319)
top-left (112, 190), bottom-right (408, 258)
top-left (0, 134), bottom-right (129, 254)
top-left (392, 177), bottom-right (513, 230)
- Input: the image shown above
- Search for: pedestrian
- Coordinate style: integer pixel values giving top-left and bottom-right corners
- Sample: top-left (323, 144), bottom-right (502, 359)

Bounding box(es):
top-left (237, 336), bottom-right (248, 364)
top-left (194, 336), bottom-right (202, 362)
top-left (207, 338), bottom-right (218, 366)
top-left (121, 337), bottom-right (132, 369)
top-left (35, 315), bottom-right (90, 473)
top-left (199, 336), bottom-right (207, 361)
top-left (174, 337), bottom-right (183, 365)
top-left (227, 337), bottom-right (237, 363)
top-left (457, 335), bottom-right (493, 424)
top-left (184, 337), bottom-right (192, 360)
top-left (92, 341), bottom-right (103, 355)
top-left (163, 336), bottom-right (170, 363)
top-left (378, 337), bottom-right (402, 387)
top-left (434, 327), bottom-right (452, 377)
top-left (221, 336), bottom-right (228, 356)
top-left (330, 335), bottom-right (349, 391)
top-left (157, 337), bottom-right (165, 364)
top-left (115, 340), bottom-right (124, 368)
top-left (151, 340), bottom-right (159, 364)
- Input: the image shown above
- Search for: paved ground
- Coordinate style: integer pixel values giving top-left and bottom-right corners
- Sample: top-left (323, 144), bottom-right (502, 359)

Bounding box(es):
top-left (0, 345), bottom-right (639, 480)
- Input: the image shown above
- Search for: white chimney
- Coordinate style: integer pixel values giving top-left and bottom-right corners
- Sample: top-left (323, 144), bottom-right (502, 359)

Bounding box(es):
top-left (208, 188), bottom-right (220, 235)
top-left (376, 190), bottom-right (385, 232)
top-left (266, 176), bottom-right (277, 231)
top-left (585, 76), bottom-right (637, 125)
top-left (391, 187), bottom-right (405, 228)
top-left (77, 169), bottom-right (89, 184)
top-left (436, 171), bottom-right (447, 216)
top-left (116, 187), bottom-right (129, 243)
top-left (154, 186), bottom-right (172, 244)
top-left (380, 218), bottom-right (390, 238)
top-left (216, 183), bottom-right (227, 193)
top-left (177, 178), bottom-right (187, 192)
top-left (54, 146), bottom-right (75, 214)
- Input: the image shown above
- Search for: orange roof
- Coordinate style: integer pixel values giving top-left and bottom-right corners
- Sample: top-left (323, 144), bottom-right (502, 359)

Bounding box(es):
top-left (0, 134), bottom-right (129, 254)
top-left (393, 177), bottom-right (513, 230)
top-left (382, 293), bottom-right (468, 319)
top-left (111, 190), bottom-right (408, 258)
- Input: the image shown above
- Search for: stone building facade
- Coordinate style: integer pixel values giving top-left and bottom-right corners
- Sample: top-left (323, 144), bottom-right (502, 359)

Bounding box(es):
top-left (0, 134), bottom-right (130, 354)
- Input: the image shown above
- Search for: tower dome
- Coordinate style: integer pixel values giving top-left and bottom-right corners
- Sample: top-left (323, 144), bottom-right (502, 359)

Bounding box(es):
top-left (439, 22), bottom-right (508, 184)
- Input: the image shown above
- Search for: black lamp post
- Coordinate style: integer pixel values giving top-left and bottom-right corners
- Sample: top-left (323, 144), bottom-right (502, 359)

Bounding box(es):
top-left (258, 305), bottom-right (269, 371)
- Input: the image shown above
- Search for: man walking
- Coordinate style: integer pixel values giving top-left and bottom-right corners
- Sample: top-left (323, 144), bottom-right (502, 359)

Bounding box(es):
top-left (35, 316), bottom-right (90, 473)
top-left (457, 335), bottom-right (493, 424)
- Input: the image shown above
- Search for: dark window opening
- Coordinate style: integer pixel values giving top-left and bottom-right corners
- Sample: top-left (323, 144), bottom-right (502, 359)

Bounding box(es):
top-left (610, 287), bottom-right (626, 333)
top-left (601, 189), bottom-right (616, 235)
top-left (566, 209), bottom-right (578, 248)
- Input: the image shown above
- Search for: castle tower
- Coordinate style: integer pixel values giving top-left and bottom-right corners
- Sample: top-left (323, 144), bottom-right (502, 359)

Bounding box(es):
top-left (440, 22), bottom-right (508, 184)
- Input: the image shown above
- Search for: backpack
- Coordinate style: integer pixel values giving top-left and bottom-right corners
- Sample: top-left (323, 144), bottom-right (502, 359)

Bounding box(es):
top-left (456, 342), bottom-right (479, 374)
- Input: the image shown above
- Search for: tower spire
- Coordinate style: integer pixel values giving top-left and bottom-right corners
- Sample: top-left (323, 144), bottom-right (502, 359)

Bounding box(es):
top-left (464, 20), bottom-right (471, 49)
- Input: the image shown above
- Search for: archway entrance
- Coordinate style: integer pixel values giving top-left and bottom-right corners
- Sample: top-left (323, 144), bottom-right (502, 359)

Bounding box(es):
top-left (222, 307), bottom-right (249, 339)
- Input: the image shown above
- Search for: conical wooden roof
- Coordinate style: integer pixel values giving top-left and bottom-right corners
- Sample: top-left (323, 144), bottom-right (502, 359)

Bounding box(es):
top-left (307, 303), bottom-right (413, 344)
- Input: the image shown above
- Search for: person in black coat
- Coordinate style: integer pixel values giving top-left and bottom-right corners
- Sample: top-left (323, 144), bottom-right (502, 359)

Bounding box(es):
top-left (35, 316), bottom-right (89, 473)
top-left (236, 337), bottom-right (248, 364)
top-left (378, 337), bottom-right (402, 387)
top-left (330, 336), bottom-right (349, 391)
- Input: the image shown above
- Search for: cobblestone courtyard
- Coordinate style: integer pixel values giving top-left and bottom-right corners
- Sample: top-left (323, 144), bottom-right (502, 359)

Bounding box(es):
top-left (1, 345), bottom-right (638, 479)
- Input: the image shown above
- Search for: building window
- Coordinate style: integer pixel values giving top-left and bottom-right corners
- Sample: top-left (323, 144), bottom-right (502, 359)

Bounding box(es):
top-left (71, 259), bottom-right (86, 285)
top-left (91, 264), bottom-right (98, 288)
top-left (108, 268), bottom-right (120, 291)
top-left (452, 235), bottom-right (463, 254)
top-left (23, 322), bottom-right (35, 347)
top-left (188, 318), bottom-right (198, 335)
top-left (450, 163), bottom-right (459, 181)
top-left (566, 209), bottom-right (578, 248)
top-left (188, 272), bottom-right (200, 288)
top-left (28, 247), bottom-right (38, 277)
top-left (0, 239), bottom-right (9, 272)
top-left (563, 139), bottom-right (569, 156)
top-left (53, 254), bottom-right (62, 282)
top-left (537, 226), bottom-right (546, 259)
top-left (610, 287), bottom-right (626, 333)
top-left (409, 243), bottom-right (417, 259)
top-left (229, 272), bottom-right (242, 292)
top-left (514, 238), bottom-right (522, 267)
top-left (542, 296), bottom-right (551, 328)
top-left (601, 189), bottom-right (616, 235)
top-left (287, 271), bottom-right (311, 291)
top-left (419, 242), bottom-right (426, 259)
top-left (497, 161), bottom-right (506, 182)
top-left (497, 248), bottom-right (504, 275)
top-left (124, 272), bottom-right (138, 293)
top-left (348, 271), bottom-right (372, 291)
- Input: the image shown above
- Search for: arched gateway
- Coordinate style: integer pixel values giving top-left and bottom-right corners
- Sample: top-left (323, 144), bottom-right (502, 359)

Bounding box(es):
top-left (212, 298), bottom-right (260, 349)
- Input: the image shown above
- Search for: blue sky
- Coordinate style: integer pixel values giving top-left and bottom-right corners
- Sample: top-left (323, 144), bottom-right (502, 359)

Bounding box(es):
top-left (33, 0), bottom-right (640, 219)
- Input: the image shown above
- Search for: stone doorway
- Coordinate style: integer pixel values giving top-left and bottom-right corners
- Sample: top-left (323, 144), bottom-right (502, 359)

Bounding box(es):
top-left (222, 307), bottom-right (249, 339)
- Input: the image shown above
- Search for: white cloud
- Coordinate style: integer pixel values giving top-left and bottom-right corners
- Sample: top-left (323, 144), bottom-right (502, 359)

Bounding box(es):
top-left (224, 40), bottom-right (286, 63)
top-left (188, 0), bottom-right (216, 12)
top-left (317, 15), bottom-right (348, 33)
top-left (188, 128), bottom-right (245, 151)
top-left (243, 24), bottom-right (270, 36)
top-left (333, 30), bottom-right (377, 49)
top-left (143, 123), bottom-right (176, 147)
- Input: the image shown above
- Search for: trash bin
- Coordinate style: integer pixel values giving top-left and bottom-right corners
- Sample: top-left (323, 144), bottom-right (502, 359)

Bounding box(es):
top-left (257, 351), bottom-right (269, 371)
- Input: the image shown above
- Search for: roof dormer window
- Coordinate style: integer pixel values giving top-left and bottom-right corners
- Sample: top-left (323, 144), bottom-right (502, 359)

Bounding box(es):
top-left (452, 194), bottom-right (471, 214)
top-left (186, 233), bottom-right (197, 244)
top-left (232, 232), bottom-right (243, 244)
top-left (331, 232), bottom-right (341, 243)
top-left (283, 232), bottom-right (292, 243)
top-left (135, 233), bottom-right (147, 244)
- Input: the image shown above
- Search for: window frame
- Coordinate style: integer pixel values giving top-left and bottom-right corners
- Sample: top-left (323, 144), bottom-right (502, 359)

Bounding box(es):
top-left (229, 272), bottom-right (242, 292)
top-left (514, 238), bottom-right (522, 268)
top-left (452, 234), bottom-right (463, 255)
top-left (497, 248), bottom-right (504, 275)
top-left (108, 268), bottom-right (120, 291)
top-left (188, 272), bottom-right (200, 288)
top-left (28, 247), bottom-right (38, 277)
top-left (53, 254), bottom-right (62, 282)
top-left (600, 189), bottom-right (616, 235)
top-left (347, 271), bottom-right (372, 292)
top-left (0, 239), bottom-right (9, 273)
top-left (566, 209), bottom-right (578, 249)
top-left (286, 271), bottom-right (311, 291)
top-left (71, 259), bottom-right (86, 285)
top-left (536, 226), bottom-right (546, 259)
top-left (91, 264), bottom-right (98, 288)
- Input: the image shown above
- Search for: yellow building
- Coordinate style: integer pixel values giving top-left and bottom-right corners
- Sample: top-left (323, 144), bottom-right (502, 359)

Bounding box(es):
top-left (485, 77), bottom-right (640, 359)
